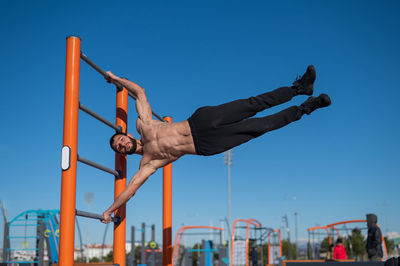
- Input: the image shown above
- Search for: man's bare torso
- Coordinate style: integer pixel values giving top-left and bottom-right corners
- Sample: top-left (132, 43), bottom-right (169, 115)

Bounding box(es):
top-left (137, 118), bottom-right (197, 169)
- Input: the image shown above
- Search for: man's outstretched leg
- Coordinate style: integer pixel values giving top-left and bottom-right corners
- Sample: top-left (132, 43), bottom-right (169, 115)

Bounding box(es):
top-left (189, 65), bottom-right (317, 128)
top-left (195, 93), bottom-right (331, 155)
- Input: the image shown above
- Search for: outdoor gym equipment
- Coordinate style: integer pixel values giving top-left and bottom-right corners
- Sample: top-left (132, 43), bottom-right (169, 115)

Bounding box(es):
top-left (307, 225), bottom-right (340, 260)
top-left (172, 226), bottom-right (226, 266)
top-left (60, 36), bottom-right (173, 266)
top-left (307, 219), bottom-right (388, 261)
top-left (230, 218), bottom-right (266, 266)
top-left (267, 229), bottom-right (282, 265)
top-left (127, 223), bottom-right (159, 266)
top-left (3, 210), bottom-right (60, 265)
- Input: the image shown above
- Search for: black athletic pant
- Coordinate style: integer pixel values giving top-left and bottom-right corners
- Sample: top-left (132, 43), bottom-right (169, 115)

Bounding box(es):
top-left (188, 86), bottom-right (303, 156)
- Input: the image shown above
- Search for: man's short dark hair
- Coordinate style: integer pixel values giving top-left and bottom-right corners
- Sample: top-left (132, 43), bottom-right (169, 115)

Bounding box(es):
top-left (109, 132), bottom-right (137, 155)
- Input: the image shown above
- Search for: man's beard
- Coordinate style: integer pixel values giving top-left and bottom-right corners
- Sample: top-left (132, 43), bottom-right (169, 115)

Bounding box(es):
top-left (125, 137), bottom-right (137, 155)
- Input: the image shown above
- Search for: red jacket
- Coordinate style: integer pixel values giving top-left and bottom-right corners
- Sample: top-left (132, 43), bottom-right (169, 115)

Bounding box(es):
top-left (333, 244), bottom-right (348, 260)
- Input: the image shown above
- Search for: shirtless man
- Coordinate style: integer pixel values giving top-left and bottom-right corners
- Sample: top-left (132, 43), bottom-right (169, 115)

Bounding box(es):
top-left (102, 65), bottom-right (331, 223)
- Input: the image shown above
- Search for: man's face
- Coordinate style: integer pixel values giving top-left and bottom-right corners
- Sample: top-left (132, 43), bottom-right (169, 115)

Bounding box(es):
top-left (112, 134), bottom-right (137, 154)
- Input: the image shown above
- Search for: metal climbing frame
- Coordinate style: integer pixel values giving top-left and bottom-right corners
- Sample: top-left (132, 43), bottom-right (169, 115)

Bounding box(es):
top-left (307, 219), bottom-right (388, 261)
top-left (4, 210), bottom-right (60, 265)
top-left (172, 225), bottom-right (225, 266)
top-left (60, 36), bottom-right (172, 266)
top-left (230, 219), bottom-right (262, 266)
top-left (267, 229), bottom-right (282, 265)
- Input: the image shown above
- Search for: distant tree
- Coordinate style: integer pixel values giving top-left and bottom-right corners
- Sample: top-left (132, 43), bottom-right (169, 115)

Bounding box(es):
top-left (282, 239), bottom-right (297, 259)
top-left (347, 228), bottom-right (366, 259)
top-left (320, 237), bottom-right (330, 253)
top-left (89, 256), bottom-right (100, 262)
top-left (75, 257), bottom-right (86, 262)
top-left (192, 243), bottom-right (201, 266)
top-left (384, 236), bottom-right (393, 254)
top-left (135, 245), bottom-right (141, 264)
top-left (103, 250), bottom-right (113, 262)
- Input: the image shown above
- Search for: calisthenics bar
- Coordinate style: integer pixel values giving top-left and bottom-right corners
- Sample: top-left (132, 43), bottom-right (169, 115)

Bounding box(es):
top-left (77, 154), bottom-right (120, 177)
top-left (79, 103), bottom-right (122, 133)
top-left (76, 210), bottom-right (121, 224)
top-left (80, 52), bottom-right (166, 122)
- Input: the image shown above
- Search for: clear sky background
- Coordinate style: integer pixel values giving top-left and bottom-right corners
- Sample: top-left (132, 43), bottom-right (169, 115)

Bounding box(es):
top-left (0, 0), bottom-right (399, 248)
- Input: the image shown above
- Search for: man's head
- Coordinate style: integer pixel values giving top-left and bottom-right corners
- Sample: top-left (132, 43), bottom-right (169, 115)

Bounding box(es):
top-left (109, 132), bottom-right (137, 155)
top-left (366, 213), bottom-right (378, 228)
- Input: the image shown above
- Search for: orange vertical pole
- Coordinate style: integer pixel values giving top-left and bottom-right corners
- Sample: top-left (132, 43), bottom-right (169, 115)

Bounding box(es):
top-left (279, 230), bottom-right (282, 257)
top-left (163, 116), bottom-right (173, 266)
top-left (245, 221), bottom-right (250, 266)
top-left (267, 232), bottom-right (271, 264)
top-left (114, 86), bottom-right (128, 266)
top-left (59, 36), bottom-right (81, 266)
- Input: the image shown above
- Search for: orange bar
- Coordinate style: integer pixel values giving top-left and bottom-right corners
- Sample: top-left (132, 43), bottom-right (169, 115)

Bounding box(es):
top-left (326, 219), bottom-right (366, 228)
top-left (245, 221), bottom-right (250, 266)
top-left (279, 230), bottom-right (282, 258)
top-left (163, 116), bottom-right (173, 266)
top-left (59, 36), bottom-right (81, 266)
top-left (113, 85), bottom-right (128, 266)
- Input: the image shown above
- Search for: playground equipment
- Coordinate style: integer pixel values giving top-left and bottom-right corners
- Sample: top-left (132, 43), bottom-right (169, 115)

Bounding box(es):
top-left (0, 201), bottom-right (9, 264)
top-left (307, 225), bottom-right (341, 260)
top-left (61, 36), bottom-right (173, 266)
top-left (307, 220), bottom-right (388, 261)
top-left (172, 226), bottom-right (226, 266)
top-left (126, 223), bottom-right (161, 266)
top-left (231, 218), bottom-right (271, 266)
top-left (3, 210), bottom-right (60, 265)
top-left (267, 229), bottom-right (282, 265)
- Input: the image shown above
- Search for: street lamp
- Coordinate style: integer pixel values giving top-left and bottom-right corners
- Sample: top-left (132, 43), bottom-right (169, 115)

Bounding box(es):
top-left (85, 192), bottom-right (94, 262)
top-left (294, 212), bottom-right (298, 258)
top-left (223, 149), bottom-right (232, 232)
top-left (224, 149), bottom-right (232, 262)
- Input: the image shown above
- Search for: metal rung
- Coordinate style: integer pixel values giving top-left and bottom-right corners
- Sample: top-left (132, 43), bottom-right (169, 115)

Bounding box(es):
top-left (80, 52), bottom-right (123, 88)
top-left (7, 248), bottom-right (39, 251)
top-left (181, 232), bottom-right (223, 236)
top-left (8, 236), bottom-right (39, 239)
top-left (79, 103), bottom-right (122, 133)
top-left (77, 155), bottom-right (120, 177)
top-left (9, 224), bottom-right (40, 227)
top-left (76, 209), bottom-right (121, 223)
top-left (80, 51), bottom-right (166, 122)
top-left (187, 249), bottom-right (218, 252)
top-left (6, 261), bottom-right (39, 263)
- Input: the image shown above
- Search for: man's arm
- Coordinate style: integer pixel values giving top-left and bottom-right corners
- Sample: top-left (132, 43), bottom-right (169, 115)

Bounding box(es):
top-left (102, 165), bottom-right (157, 223)
top-left (106, 71), bottom-right (153, 122)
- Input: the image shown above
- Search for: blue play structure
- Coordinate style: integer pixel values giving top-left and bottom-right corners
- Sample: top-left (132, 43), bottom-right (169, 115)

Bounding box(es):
top-left (181, 240), bottom-right (228, 266)
top-left (3, 209), bottom-right (60, 265)
top-left (186, 240), bottom-right (215, 266)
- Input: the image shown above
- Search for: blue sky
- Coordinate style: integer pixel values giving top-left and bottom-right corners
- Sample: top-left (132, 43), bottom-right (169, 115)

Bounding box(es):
top-left (0, 0), bottom-right (399, 248)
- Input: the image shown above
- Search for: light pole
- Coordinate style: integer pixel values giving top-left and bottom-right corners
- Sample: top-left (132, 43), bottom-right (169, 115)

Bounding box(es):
top-left (224, 149), bottom-right (232, 262)
top-left (282, 214), bottom-right (291, 259)
top-left (85, 192), bottom-right (93, 262)
top-left (294, 212), bottom-right (298, 259)
top-left (224, 149), bottom-right (232, 232)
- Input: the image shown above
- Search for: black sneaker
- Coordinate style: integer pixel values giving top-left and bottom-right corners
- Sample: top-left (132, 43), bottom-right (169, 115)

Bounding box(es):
top-left (293, 65), bottom-right (316, 95)
top-left (300, 93), bottom-right (331, 115)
